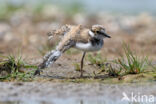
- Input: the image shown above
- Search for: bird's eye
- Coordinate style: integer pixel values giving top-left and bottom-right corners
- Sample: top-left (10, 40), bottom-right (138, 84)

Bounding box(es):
top-left (97, 31), bottom-right (101, 34)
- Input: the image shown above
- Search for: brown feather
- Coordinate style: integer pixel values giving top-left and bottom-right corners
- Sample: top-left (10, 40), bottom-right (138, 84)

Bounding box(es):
top-left (56, 25), bottom-right (92, 51)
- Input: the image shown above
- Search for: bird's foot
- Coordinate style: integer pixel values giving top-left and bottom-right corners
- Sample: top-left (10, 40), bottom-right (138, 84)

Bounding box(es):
top-left (34, 62), bottom-right (46, 76)
top-left (80, 73), bottom-right (84, 78)
top-left (34, 69), bottom-right (43, 76)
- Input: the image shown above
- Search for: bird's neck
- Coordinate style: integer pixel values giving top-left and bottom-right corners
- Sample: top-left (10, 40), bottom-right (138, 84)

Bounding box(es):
top-left (90, 37), bottom-right (103, 46)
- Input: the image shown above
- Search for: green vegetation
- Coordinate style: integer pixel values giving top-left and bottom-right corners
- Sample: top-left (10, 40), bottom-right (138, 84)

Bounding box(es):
top-left (115, 44), bottom-right (150, 74)
top-left (63, 1), bottom-right (84, 16)
top-left (0, 3), bottom-right (24, 20)
top-left (0, 43), bottom-right (155, 82)
top-left (88, 53), bottom-right (107, 69)
top-left (66, 48), bottom-right (80, 55)
top-left (107, 63), bottom-right (122, 77)
top-left (87, 43), bottom-right (155, 78)
top-left (0, 54), bottom-right (37, 81)
top-left (87, 53), bottom-right (121, 77)
top-left (0, 2), bottom-right (85, 21)
top-left (73, 63), bottom-right (81, 72)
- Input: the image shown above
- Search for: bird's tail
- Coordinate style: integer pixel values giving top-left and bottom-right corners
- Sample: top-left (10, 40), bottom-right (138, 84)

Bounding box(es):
top-left (38, 50), bottom-right (62, 69)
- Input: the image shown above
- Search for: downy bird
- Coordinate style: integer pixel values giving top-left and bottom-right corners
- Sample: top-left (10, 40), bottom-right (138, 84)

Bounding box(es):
top-left (34, 24), bottom-right (111, 77)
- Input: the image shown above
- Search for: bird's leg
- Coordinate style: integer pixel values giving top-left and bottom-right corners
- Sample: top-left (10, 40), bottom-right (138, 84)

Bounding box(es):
top-left (80, 52), bottom-right (86, 77)
top-left (34, 40), bottom-right (75, 76)
top-left (34, 59), bottom-right (48, 75)
top-left (34, 51), bottom-right (52, 75)
top-left (34, 50), bottom-right (61, 75)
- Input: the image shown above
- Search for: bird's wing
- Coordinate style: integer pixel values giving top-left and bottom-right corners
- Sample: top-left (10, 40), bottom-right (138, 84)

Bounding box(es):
top-left (48, 24), bottom-right (72, 40)
top-left (75, 28), bottom-right (92, 43)
top-left (56, 25), bottom-right (81, 52)
top-left (56, 25), bottom-right (92, 52)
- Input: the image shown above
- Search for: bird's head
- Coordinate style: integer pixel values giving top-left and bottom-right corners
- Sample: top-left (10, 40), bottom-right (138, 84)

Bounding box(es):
top-left (90, 25), bottom-right (111, 39)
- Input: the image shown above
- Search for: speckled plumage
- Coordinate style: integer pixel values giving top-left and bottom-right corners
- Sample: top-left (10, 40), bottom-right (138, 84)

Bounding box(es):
top-left (34, 24), bottom-right (111, 75)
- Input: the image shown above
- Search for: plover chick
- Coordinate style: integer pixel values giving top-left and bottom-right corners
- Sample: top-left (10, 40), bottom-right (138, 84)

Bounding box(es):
top-left (34, 24), bottom-right (111, 77)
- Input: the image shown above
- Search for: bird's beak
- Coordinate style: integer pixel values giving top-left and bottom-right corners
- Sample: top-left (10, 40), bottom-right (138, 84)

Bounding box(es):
top-left (101, 30), bottom-right (111, 38)
top-left (103, 32), bottom-right (111, 38)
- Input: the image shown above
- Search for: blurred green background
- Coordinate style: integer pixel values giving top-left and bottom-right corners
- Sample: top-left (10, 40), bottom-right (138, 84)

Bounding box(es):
top-left (0, 0), bottom-right (156, 21)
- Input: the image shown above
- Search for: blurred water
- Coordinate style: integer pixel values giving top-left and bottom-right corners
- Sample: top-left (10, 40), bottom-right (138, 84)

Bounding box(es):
top-left (0, 0), bottom-right (156, 15)
top-left (0, 82), bottom-right (156, 104)
top-left (1, 96), bottom-right (156, 104)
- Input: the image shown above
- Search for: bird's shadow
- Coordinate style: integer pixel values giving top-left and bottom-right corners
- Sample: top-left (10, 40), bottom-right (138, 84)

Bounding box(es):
top-left (38, 74), bottom-right (114, 80)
